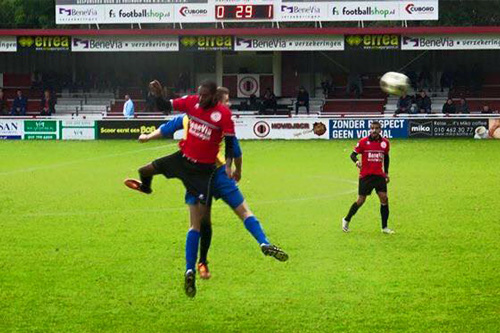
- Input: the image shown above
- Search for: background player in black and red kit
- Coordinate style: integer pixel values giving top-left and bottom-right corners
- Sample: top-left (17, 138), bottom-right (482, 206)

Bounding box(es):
top-left (125, 80), bottom-right (236, 297)
top-left (342, 121), bottom-right (395, 234)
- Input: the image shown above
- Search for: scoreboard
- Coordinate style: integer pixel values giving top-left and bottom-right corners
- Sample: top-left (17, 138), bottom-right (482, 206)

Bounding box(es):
top-left (56, 0), bottom-right (439, 25)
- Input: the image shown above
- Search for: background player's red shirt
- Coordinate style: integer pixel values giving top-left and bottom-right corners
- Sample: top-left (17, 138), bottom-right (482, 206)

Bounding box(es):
top-left (354, 136), bottom-right (390, 178)
top-left (173, 95), bottom-right (235, 164)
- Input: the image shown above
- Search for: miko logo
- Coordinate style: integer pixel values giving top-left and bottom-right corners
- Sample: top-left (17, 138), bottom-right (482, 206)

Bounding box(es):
top-left (410, 121), bottom-right (433, 136)
top-left (405, 3), bottom-right (435, 14)
top-left (73, 38), bottom-right (90, 49)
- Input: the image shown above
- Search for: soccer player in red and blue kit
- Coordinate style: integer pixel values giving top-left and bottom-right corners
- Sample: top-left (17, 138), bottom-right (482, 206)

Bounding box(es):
top-left (125, 81), bottom-right (236, 297)
top-left (342, 121), bottom-right (395, 234)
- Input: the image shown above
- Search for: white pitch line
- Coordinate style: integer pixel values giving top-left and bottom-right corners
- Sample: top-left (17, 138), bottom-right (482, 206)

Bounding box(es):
top-left (15, 189), bottom-right (356, 218)
top-left (0, 143), bottom-right (177, 176)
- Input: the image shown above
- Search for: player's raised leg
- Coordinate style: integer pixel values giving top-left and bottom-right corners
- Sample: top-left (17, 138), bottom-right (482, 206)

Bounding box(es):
top-left (233, 201), bottom-right (288, 262)
top-left (124, 163), bottom-right (158, 194)
top-left (343, 195), bottom-right (366, 232)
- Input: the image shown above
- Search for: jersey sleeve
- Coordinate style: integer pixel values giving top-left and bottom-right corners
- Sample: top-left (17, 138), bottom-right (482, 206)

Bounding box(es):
top-left (221, 108), bottom-right (235, 136)
top-left (384, 140), bottom-right (390, 154)
top-left (172, 95), bottom-right (194, 112)
top-left (354, 140), bottom-right (364, 154)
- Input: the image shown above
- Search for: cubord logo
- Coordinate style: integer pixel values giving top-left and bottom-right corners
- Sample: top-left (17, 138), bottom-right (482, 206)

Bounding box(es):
top-left (179, 6), bottom-right (208, 17)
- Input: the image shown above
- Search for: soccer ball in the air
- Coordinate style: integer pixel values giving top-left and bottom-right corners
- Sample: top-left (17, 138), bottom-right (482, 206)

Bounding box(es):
top-left (380, 72), bottom-right (411, 96)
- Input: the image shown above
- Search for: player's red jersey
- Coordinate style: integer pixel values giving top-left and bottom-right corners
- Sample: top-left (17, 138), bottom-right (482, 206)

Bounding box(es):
top-left (172, 95), bottom-right (235, 164)
top-left (354, 136), bottom-right (390, 178)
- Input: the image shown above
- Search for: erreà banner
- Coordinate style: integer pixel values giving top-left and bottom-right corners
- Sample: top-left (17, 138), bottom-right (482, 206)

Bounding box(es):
top-left (18, 36), bottom-right (71, 52)
top-left (345, 34), bottom-right (400, 50)
top-left (234, 35), bottom-right (344, 51)
top-left (329, 119), bottom-right (408, 139)
top-left (179, 36), bottom-right (233, 51)
top-left (72, 36), bottom-right (178, 52)
top-left (402, 34), bottom-right (500, 50)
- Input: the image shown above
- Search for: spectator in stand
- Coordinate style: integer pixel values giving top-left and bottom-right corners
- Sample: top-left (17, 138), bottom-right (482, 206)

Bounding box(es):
top-left (418, 66), bottom-right (432, 91)
top-left (295, 87), bottom-right (310, 115)
top-left (481, 105), bottom-right (492, 114)
top-left (261, 88), bottom-right (277, 113)
top-left (10, 90), bottom-right (27, 116)
top-left (249, 94), bottom-right (259, 111)
top-left (414, 90), bottom-right (432, 114)
top-left (395, 93), bottom-right (413, 114)
top-left (321, 75), bottom-right (333, 98)
top-left (442, 98), bottom-right (456, 114)
top-left (346, 71), bottom-right (363, 98)
top-left (123, 94), bottom-right (135, 119)
top-left (456, 98), bottom-right (470, 114)
top-left (40, 90), bottom-right (56, 116)
top-left (440, 69), bottom-right (454, 92)
top-left (0, 90), bottom-right (8, 115)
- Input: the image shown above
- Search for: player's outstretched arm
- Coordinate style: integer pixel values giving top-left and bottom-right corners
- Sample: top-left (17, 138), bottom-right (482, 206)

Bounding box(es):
top-left (138, 115), bottom-right (184, 143)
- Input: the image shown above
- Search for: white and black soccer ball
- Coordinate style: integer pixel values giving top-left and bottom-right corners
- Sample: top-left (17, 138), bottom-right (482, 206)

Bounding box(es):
top-left (380, 72), bottom-right (411, 96)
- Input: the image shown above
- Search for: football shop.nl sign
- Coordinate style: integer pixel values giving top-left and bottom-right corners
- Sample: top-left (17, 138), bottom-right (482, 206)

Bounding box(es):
top-left (329, 119), bottom-right (408, 139)
top-left (55, 0), bottom-right (439, 24)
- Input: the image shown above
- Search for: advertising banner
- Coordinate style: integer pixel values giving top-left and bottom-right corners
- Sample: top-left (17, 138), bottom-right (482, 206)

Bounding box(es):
top-left (60, 120), bottom-right (96, 140)
top-left (402, 34), bottom-right (500, 51)
top-left (345, 34), bottom-right (400, 50)
top-left (235, 118), bottom-right (329, 140)
top-left (17, 36), bottom-right (71, 52)
top-left (179, 36), bottom-right (233, 51)
top-left (97, 120), bottom-right (172, 140)
top-left (56, 0), bottom-right (439, 24)
top-left (234, 35), bottom-right (344, 51)
top-left (72, 36), bottom-right (178, 52)
top-left (0, 36), bottom-right (17, 52)
top-left (0, 120), bottom-right (23, 139)
top-left (237, 75), bottom-right (260, 98)
top-left (329, 119), bottom-right (408, 139)
top-left (408, 118), bottom-right (490, 138)
top-left (24, 120), bottom-right (59, 140)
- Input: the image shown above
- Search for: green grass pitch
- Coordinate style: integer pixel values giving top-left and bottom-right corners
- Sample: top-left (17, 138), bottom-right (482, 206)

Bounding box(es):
top-left (1, 139), bottom-right (499, 332)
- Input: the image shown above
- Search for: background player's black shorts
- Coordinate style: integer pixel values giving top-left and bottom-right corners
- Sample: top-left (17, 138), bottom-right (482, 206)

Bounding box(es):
top-left (358, 175), bottom-right (387, 196)
top-left (152, 151), bottom-right (216, 205)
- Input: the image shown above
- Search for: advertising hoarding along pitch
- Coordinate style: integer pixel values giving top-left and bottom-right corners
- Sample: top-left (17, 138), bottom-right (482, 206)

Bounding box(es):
top-left (55, 0), bottom-right (439, 24)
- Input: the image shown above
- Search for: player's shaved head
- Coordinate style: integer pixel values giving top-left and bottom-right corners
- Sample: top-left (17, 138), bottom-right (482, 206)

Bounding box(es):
top-left (198, 80), bottom-right (218, 109)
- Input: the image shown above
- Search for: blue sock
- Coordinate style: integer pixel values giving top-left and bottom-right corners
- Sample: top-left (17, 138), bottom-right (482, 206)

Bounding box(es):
top-left (185, 229), bottom-right (200, 272)
top-left (244, 216), bottom-right (269, 245)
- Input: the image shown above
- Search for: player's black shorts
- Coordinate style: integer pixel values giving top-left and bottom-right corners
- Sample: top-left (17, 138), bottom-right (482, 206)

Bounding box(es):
top-left (152, 151), bottom-right (216, 205)
top-left (358, 175), bottom-right (387, 196)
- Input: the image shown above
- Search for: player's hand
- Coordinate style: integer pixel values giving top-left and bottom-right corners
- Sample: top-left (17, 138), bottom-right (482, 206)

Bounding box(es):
top-left (232, 169), bottom-right (242, 182)
top-left (356, 161), bottom-right (362, 169)
top-left (386, 176), bottom-right (390, 184)
top-left (138, 134), bottom-right (150, 143)
top-left (225, 165), bottom-right (233, 179)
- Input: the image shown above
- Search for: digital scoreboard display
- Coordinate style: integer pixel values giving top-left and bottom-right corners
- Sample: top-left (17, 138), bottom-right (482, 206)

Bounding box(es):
top-left (215, 5), bottom-right (273, 20)
top-left (56, 0), bottom-right (439, 25)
